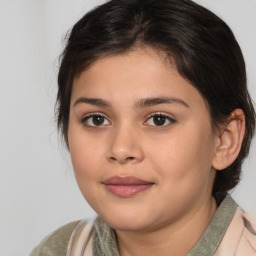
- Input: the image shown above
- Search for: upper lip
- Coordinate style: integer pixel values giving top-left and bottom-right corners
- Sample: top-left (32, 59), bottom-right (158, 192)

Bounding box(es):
top-left (103, 176), bottom-right (154, 185)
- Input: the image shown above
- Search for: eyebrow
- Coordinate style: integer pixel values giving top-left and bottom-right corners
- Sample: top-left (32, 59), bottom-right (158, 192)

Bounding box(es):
top-left (135, 97), bottom-right (190, 109)
top-left (73, 96), bottom-right (189, 108)
top-left (74, 97), bottom-right (111, 107)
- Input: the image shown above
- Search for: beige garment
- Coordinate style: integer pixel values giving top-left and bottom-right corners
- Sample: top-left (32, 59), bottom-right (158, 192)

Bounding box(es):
top-left (66, 218), bottom-right (95, 256)
top-left (215, 208), bottom-right (256, 255)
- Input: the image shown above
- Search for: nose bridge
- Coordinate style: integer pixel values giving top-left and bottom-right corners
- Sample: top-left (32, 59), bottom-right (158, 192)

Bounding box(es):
top-left (108, 122), bottom-right (144, 164)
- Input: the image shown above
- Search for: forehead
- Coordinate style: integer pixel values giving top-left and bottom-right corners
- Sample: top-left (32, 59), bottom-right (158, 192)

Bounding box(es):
top-left (71, 47), bottom-right (208, 112)
top-left (73, 47), bottom-right (172, 88)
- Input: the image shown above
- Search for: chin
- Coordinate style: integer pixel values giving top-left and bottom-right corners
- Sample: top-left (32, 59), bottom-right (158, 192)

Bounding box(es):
top-left (98, 208), bottom-right (154, 232)
top-left (107, 219), bottom-right (148, 232)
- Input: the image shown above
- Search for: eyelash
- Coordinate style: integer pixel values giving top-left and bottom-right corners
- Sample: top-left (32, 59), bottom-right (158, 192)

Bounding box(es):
top-left (81, 113), bottom-right (111, 127)
top-left (145, 113), bottom-right (176, 127)
top-left (81, 113), bottom-right (176, 128)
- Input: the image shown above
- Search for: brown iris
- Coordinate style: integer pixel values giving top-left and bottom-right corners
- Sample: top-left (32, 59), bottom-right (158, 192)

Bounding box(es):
top-left (92, 115), bottom-right (105, 126)
top-left (152, 115), bottom-right (167, 126)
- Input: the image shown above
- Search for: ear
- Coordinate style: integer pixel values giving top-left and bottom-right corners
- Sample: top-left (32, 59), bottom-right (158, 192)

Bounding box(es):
top-left (212, 109), bottom-right (245, 170)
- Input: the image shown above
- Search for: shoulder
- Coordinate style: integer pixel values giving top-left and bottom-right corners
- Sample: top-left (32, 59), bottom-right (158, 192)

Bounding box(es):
top-left (217, 206), bottom-right (256, 255)
top-left (30, 220), bottom-right (80, 256)
top-left (236, 209), bottom-right (256, 254)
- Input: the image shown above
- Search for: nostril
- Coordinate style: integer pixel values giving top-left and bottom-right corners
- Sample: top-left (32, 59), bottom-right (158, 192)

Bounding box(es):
top-left (126, 156), bottom-right (135, 161)
top-left (108, 156), bottom-right (135, 163)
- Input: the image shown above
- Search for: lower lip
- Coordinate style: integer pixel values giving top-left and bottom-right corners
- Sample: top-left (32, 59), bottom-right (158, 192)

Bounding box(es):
top-left (105, 184), bottom-right (153, 197)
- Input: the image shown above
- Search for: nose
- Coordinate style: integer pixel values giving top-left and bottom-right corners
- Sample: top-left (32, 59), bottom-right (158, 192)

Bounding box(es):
top-left (107, 125), bottom-right (144, 164)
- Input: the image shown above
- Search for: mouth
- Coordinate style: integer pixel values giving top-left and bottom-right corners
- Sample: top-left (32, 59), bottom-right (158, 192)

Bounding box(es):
top-left (102, 176), bottom-right (154, 198)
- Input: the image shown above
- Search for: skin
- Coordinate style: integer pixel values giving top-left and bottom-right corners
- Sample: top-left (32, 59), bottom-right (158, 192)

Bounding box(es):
top-left (68, 47), bottom-right (223, 255)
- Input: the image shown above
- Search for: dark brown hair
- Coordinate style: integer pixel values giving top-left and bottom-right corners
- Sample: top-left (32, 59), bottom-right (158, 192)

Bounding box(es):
top-left (56, 0), bottom-right (255, 193)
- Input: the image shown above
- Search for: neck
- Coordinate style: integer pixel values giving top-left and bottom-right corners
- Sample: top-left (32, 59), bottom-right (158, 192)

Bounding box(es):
top-left (116, 196), bottom-right (217, 256)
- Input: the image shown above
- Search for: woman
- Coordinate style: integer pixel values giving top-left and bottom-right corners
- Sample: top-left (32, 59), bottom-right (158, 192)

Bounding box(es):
top-left (31, 0), bottom-right (256, 255)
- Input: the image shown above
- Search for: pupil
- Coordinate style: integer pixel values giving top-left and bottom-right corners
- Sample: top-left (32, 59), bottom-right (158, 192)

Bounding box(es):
top-left (93, 116), bottom-right (104, 125)
top-left (153, 115), bottom-right (165, 126)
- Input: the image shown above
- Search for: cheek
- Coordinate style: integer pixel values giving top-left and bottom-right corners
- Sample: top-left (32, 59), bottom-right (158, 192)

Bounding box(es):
top-left (68, 128), bottom-right (104, 181)
top-left (147, 123), bottom-right (215, 182)
top-left (68, 133), bottom-right (105, 206)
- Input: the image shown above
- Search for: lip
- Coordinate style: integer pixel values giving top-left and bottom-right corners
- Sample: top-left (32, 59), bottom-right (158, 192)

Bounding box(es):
top-left (103, 176), bottom-right (154, 198)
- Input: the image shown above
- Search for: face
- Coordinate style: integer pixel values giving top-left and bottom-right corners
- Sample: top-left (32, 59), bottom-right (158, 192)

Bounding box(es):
top-left (68, 48), bottom-right (219, 232)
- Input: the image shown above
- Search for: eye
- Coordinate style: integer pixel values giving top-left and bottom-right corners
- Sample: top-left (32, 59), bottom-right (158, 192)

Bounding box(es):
top-left (145, 113), bottom-right (175, 127)
top-left (82, 114), bottom-right (110, 127)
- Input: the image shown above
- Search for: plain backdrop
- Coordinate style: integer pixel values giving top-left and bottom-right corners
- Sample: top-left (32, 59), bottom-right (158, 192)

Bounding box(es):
top-left (0, 1), bottom-right (255, 255)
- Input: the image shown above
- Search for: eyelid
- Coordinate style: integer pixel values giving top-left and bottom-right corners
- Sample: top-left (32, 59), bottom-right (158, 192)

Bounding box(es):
top-left (80, 112), bottom-right (176, 127)
top-left (144, 112), bottom-right (176, 127)
top-left (81, 112), bottom-right (111, 127)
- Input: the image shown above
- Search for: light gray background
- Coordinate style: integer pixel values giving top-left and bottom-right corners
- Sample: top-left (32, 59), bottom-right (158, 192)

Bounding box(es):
top-left (0, 1), bottom-right (255, 255)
